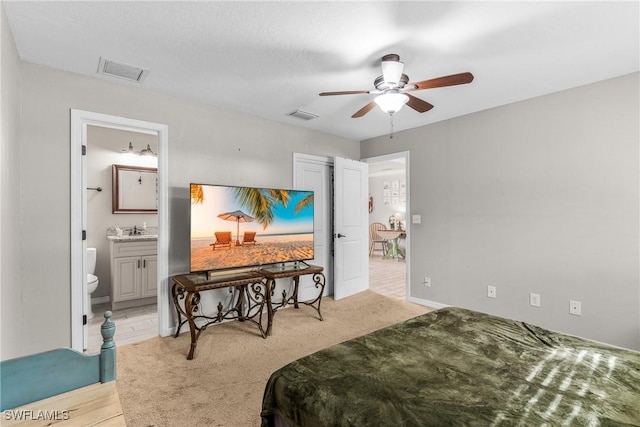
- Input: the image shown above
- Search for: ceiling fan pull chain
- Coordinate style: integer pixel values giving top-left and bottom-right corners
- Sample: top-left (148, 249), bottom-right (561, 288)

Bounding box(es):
top-left (389, 113), bottom-right (394, 139)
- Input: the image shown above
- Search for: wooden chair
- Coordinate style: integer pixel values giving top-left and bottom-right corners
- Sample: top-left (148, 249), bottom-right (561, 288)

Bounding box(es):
top-left (242, 231), bottom-right (257, 246)
top-left (210, 231), bottom-right (232, 250)
top-left (369, 223), bottom-right (388, 257)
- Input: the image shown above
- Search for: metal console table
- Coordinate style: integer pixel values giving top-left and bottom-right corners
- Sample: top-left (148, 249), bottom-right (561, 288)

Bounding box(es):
top-left (171, 271), bottom-right (266, 360)
top-left (171, 263), bottom-right (325, 360)
top-left (259, 263), bottom-right (325, 336)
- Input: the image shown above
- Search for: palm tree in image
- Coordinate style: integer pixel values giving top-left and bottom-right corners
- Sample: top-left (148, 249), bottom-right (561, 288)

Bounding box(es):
top-left (293, 192), bottom-right (313, 214)
top-left (232, 187), bottom-right (312, 230)
top-left (190, 184), bottom-right (204, 204)
top-left (191, 184), bottom-right (312, 230)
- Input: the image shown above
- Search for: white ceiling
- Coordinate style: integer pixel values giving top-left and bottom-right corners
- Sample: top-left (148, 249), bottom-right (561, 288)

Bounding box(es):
top-left (4, 1), bottom-right (639, 141)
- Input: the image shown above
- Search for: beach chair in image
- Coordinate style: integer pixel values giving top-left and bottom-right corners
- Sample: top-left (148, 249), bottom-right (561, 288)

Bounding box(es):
top-left (210, 231), bottom-right (232, 250)
top-left (242, 231), bottom-right (257, 246)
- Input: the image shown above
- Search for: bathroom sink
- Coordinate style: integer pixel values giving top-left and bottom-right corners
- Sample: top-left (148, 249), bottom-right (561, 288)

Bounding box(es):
top-left (107, 234), bottom-right (158, 241)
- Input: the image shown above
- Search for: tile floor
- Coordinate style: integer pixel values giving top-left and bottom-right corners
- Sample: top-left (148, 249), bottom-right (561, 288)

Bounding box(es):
top-left (86, 302), bottom-right (158, 354)
top-left (368, 254), bottom-right (406, 300)
top-left (86, 256), bottom-right (406, 353)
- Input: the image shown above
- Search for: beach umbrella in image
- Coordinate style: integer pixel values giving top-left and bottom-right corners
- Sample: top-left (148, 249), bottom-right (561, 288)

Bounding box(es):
top-left (217, 210), bottom-right (255, 245)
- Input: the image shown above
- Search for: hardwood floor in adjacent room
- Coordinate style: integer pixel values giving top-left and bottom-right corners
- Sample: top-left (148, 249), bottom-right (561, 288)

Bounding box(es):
top-left (369, 255), bottom-right (406, 300)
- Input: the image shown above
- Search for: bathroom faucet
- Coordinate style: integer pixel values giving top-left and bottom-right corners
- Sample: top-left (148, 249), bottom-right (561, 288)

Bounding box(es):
top-left (129, 226), bottom-right (140, 236)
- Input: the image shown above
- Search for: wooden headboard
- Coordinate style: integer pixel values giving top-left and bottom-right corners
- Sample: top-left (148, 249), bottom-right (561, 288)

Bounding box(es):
top-left (1, 311), bottom-right (117, 411)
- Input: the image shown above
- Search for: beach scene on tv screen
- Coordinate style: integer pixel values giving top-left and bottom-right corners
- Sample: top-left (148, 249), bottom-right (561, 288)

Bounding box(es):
top-left (190, 184), bottom-right (314, 272)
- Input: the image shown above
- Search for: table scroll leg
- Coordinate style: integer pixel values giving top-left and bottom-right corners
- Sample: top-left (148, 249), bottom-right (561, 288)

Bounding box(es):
top-left (184, 291), bottom-right (201, 360)
top-left (301, 272), bottom-right (326, 321)
top-left (246, 280), bottom-right (266, 338)
top-left (235, 285), bottom-right (246, 322)
top-left (314, 272), bottom-right (326, 321)
top-left (292, 276), bottom-right (300, 309)
top-left (265, 278), bottom-right (275, 336)
top-left (172, 282), bottom-right (189, 338)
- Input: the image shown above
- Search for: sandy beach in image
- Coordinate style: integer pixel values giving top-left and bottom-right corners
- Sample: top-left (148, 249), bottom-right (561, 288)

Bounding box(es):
top-left (191, 234), bottom-right (313, 272)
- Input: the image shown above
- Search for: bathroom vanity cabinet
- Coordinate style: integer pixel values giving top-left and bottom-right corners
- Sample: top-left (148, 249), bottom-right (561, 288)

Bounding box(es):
top-left (109, 238), bottom-right (157, 310)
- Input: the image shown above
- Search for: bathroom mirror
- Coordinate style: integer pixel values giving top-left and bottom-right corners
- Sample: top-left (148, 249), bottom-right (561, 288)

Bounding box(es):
top-left (112, 164), bottom-right (158, 213)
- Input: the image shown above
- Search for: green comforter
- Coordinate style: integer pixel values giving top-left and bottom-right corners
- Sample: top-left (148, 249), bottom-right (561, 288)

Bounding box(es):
top-left (261, 307), bottom-right (640, 426)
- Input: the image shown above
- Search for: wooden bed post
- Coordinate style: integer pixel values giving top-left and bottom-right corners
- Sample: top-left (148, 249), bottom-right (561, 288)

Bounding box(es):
top-left (100, 311), bottom-right (116, 382)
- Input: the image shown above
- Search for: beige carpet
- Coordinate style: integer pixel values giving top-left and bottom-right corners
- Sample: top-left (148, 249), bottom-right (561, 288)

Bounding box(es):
top-left (116, 290), bottom-right (431, 427)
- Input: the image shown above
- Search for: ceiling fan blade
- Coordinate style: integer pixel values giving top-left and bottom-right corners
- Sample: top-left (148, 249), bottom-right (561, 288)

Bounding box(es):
top-left (319, 90), bottom-right (371, 96)
top-left (409, 72), bottom-right (474, 91)
top-left (352, 102), bottom-right (377, 118)
top-left (406, 94), bottom-right (434, 113)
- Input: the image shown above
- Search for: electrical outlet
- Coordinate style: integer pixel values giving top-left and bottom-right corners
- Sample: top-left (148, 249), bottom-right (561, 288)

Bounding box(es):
top-left (423, 277), bottom-right (431, 287)
top-left (412, 214), bottom-right (422, 224)
top-left (529, 293), bottom-right (541, 307)
top-left (487, 285), bottom-right (497, 298)
top-left (569, 300), bottom-right (582, 316)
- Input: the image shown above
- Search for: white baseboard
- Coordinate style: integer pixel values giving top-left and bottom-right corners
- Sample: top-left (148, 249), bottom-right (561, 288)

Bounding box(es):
top-left (91, 296), bottom-right (110, 305)
top-left (407, 295), bottom-right (449, 310)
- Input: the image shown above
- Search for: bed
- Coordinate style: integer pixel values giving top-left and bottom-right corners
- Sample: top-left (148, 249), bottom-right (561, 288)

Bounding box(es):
top-left (261, 307), bottom-right (640, 426)
top-left (1, 312), bottom-right (123, 426)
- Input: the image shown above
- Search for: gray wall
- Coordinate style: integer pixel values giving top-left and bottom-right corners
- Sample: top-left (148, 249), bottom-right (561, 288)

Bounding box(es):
top-left (362, 72), bottom-right (640, 350)
top-left (1, 2), bottom-right (23, 360)
top-left (2, 58), bottom-right (358, 359)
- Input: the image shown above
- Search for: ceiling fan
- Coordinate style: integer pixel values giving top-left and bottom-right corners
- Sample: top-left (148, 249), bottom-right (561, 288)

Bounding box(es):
top-left (319, 54), bottom-right (474, 118)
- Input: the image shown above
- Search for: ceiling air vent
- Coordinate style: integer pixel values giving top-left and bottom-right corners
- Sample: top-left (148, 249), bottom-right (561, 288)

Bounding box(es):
top-left (287, 109), bottom-right (319, 121)
top-left (97, 57), bottom-right (149, 82)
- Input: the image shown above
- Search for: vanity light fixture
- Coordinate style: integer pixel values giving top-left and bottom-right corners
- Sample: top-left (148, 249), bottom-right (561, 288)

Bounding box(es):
top-left (121, 142), bottom-right (157, 157)
top-left (122, 142), bottom-right (136, 154)
top-left (139, 144), bottom-right (156, 157)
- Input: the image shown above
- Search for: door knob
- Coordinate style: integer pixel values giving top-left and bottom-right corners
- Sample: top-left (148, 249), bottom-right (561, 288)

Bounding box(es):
top-left (336, 233), bottom-right (346, 238)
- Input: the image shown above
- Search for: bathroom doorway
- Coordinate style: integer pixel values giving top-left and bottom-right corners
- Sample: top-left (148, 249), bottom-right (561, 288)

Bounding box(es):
top-left (85, 126), bottom-right (159, 352)
top-left (70, 110), bottom-right (169, 353)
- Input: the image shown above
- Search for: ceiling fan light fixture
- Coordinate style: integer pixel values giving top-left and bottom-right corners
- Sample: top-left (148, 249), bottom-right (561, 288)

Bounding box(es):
top-left (375, 93), bottom-right (409, 114)
top-left (381, 59), bottom-right (404, 86)
top-left (318, 53), bottom-right (473, 120)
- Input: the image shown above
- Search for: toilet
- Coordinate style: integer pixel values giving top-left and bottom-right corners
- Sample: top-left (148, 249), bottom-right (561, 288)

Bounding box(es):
top-left (86, 247), bottom-right (99, 319)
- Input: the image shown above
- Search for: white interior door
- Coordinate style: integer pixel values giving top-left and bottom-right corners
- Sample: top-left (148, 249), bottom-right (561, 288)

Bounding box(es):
top-left (81, 125), bottom-right (88, 350)
top-left (333, 156), bottom-right (369, 300)
top-left (293, 154), bottom-right (333, 298)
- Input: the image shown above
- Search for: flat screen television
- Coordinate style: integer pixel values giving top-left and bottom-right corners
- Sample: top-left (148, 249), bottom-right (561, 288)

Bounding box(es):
top-left (190, 183), bottom-right (315, 273)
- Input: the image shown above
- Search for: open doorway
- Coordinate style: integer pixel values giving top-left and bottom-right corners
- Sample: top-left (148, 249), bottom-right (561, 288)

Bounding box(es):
top-left (84, 125), bottom-right (159, 353)
top-left (70, 110), bottom-right (169, 353)
top-left (363, 152), bottom-right (409, 301)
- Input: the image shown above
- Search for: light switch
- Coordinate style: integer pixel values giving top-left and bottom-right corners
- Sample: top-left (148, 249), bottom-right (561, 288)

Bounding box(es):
top-left (412, 214), bottom-right (421, 224)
